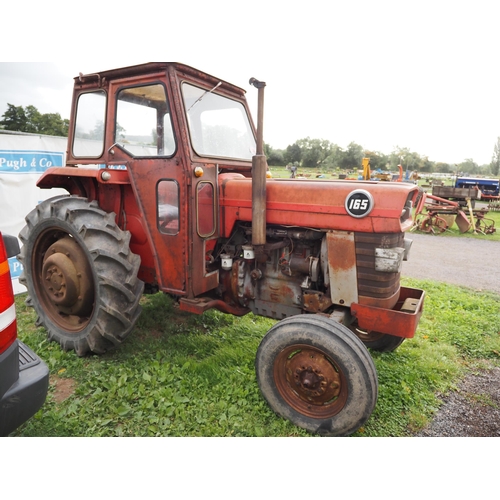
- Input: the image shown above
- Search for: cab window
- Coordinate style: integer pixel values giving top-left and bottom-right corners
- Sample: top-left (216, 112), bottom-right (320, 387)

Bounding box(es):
top-left (157, 180), bottom-right (179, 234)
top-left (73, 91), bottom-right (107, 158)
top-left (115, 84), bottom-right (175, 157)
top-left (197, 182), bottom-right (215, 237)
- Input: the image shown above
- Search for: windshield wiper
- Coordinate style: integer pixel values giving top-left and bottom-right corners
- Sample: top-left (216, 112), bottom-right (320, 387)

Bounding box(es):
top-left (187, 81), bottom-right (222, 112)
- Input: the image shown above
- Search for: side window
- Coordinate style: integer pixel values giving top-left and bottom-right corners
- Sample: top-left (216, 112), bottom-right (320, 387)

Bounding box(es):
top-left (157, 180), bottom-right (179, 234)
top-left (197, 182), bottom-right (215, 237)
top-left (116, 84), bottom-right (175, 157)
top-left (73, 91), bottom-right (107, 158)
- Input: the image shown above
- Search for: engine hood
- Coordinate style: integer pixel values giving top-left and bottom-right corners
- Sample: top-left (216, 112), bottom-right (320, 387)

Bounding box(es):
top-left (219, 174), bottom-right (417, 236)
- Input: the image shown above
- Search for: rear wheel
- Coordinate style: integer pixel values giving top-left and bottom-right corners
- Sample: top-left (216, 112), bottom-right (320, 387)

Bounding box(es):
top-left (18, 195), bottom-right (144, 356)
top-left (255, 314), bottom-right (378, 436)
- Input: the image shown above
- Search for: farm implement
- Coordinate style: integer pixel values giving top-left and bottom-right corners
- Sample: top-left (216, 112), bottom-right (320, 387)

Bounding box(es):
top-left (413, 190), bottom-right (496, 235)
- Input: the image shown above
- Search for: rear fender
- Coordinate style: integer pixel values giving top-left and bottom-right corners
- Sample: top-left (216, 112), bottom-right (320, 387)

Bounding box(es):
top-left (36, 166), bottom-right (130, 199)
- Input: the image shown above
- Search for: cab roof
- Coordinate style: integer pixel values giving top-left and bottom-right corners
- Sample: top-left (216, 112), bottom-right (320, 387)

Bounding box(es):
top-left (75, 62), bottom-right (247, 96)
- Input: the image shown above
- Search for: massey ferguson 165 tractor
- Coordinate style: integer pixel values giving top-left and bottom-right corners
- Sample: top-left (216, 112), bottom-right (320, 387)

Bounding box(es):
top-left (18, 63), bottom-right (425, 436)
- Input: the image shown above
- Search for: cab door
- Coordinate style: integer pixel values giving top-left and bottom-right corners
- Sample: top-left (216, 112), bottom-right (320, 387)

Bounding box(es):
top-left (107, 78), bottom-right (188, 294)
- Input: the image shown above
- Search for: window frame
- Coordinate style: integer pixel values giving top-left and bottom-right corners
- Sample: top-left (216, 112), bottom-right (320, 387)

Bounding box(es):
top-left (114, 82), bottom-right (177, 158)
top-left (196, 181), bottom-right (216, 238)
top-left (157, 179), bottom-right (180, 235)
top-left (72, 89), bottom-right (107, 159)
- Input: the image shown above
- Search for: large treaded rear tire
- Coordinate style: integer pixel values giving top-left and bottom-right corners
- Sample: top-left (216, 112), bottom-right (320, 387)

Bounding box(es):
top-left (18, 195), bottom-right (144, 356)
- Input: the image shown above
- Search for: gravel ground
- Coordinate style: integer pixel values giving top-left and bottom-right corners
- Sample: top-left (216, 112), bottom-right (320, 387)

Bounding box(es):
top-left (401, 231), bottom-right (500, 437)
top-left (402, 232), bottom-right (500, 294)
top-left (415, 366), bottom-right (500, 437)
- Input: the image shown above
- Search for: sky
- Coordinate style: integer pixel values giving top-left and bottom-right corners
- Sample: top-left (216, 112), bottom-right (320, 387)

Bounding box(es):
top-left (1, 1), bottom-right (499, 167)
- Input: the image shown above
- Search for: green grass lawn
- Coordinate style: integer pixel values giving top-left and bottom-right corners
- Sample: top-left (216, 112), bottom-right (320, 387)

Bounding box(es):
top-left (13, 276), bottom-right (500, 437)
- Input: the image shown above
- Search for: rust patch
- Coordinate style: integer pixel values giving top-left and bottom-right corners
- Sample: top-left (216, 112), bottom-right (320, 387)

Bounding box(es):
top-left (270, 285), bottom-right (295, 301)
top-left (326, 231), bottom-right (358, 306)
top-left (327, 231), bottom-right (357, 271)
top-left (303, 291), bottom-right (333, 312)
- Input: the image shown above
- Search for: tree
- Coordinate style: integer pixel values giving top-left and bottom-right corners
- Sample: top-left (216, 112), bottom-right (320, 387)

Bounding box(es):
top-left (390, 146), bottom-right (438, 173)
top-left (338, 142), bottom-right (364, 170)
top-left (322, 144), bottom-right (344, 170)
top-left (420, 156), bottom-right (434, 173)
top-left (24, 105), bottom-right (42, 133)
top-left (364, 150), bottom-right (389, 171)
top-left (391, 146), bottom-right (419, 171)
top-left (268, 149), bottom-right (285, 166)
top-left (490, 137), bottom-right (500, 176)
top-left (296, 137), bottom-right (333, 168)
top-left (457, 158), bottom-right (479, 175)
top-left (0, 103), bottom-right (69, 136)
top-left (0, 104), bottom-right (28, 131)
top-left (283, 142), bottom-right (302, 165)
top-left (35, 112), bottom-right (69, 136)
top-left (435, 162), bottom-right (453, 174)
top-left (264, 143), bottom-right (285, 166)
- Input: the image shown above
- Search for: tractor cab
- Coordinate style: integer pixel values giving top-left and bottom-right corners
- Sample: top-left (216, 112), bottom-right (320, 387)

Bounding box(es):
top-left (38, 63), bottom-right (256, 298)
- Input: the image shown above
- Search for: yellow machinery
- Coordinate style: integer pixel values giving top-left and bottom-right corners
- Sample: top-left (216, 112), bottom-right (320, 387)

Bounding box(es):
top-left (361, 157), bottom-right (371, 180)
top-left (361, 157), bottom-right (402, 182)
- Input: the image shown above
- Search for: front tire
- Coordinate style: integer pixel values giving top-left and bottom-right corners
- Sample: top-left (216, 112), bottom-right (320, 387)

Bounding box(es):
top-left (18, 195), bottom-right (144, 356)
top-left (255, 315), bottom-right (378, 436)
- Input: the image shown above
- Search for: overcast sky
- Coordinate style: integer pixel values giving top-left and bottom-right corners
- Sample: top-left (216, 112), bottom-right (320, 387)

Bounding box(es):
top-left (1, 1), bottom-right (499, 166)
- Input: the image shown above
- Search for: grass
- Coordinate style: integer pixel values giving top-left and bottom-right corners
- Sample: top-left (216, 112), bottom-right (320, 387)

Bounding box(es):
top-left (12, 276), bottom-right (500, 437)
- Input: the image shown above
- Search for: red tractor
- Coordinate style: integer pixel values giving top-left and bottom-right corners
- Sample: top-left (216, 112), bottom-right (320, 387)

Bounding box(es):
top-left (18, 63), bottom-right (424, 436)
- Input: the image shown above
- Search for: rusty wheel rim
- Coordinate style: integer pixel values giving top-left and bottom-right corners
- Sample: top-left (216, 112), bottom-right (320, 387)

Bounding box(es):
top-left (433, 217), bottom-right (448, 233)
top-left (420, 217), bottom-right (433, 233)
top-left (273, 344), bottom-right (348, 418)
top-left (33, 230), bottom-right (95, 333)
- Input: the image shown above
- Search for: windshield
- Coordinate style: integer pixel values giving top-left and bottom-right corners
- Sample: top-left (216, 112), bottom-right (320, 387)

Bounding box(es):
top-left (182, 82), bottom-right (256, 160)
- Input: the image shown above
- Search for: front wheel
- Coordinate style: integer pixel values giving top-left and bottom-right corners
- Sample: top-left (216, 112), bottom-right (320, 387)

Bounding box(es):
top-left (18, 195), bottom-right (144, 356)
top-left (255, 315), bottom-right (378, 436)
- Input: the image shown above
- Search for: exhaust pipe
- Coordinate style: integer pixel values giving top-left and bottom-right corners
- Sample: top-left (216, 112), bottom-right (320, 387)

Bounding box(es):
top-left (249, 77), bottom-right (267, 247)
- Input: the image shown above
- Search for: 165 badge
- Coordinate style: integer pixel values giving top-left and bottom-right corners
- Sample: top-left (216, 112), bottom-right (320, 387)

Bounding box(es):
top-left (345, 189), bottom-right (374, 218)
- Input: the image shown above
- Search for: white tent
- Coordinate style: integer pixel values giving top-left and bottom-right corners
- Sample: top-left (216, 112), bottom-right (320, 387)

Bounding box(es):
top-left (0, 130), bottom-right (68, 293)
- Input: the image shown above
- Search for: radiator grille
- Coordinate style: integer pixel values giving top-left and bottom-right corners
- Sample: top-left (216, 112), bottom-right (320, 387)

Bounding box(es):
top-left (355, 232), bottom-right (404, 299)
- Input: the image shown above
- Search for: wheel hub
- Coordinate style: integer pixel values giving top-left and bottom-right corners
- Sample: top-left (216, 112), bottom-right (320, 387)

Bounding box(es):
top-left (297, 367), bottom-right (328, 395)
top-left (42, 252), bottom-right (79, 307)
top-left (39, 236), bottom-right (94, 318)
top-left (282, 347), bottom-right (341, 406)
